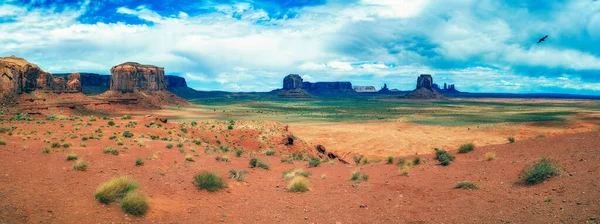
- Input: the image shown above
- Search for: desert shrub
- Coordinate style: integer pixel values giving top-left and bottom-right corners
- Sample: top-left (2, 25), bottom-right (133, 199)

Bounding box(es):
top-left (350, 171), bottom-right (360, 181)
top-left (46, 115), bottom-right (56, 120)
top-left (287, 176), bottom-right (309, 192)
top-left (235, 149), bottom-right (244, 157)
top-left (485, 152), bottom-right (496, 161)
top-left (412, 157), bottom-right (421, 165)
top-left (396, 158), bottom-right (407, 167)
top-left (177, 143), bottom-right (184, 148)
top-left (42, 147), bottom-right (50, 154)
top-left (122, 115), bottom-right (132, 119)
top-left (519, 157), bottom-right (563, 185)
top-left (62, 143), bottom-right (72, 148)
top-left (454, 181), bottom-right (479, 190)
top-left (434, 148), bottom-right (455, 166)
top-left (193, 171), bottom-right (226, 192)
top-left (135, 157), bottom-right (144, 166)
top-left (228, 169), bottom-right (248, 182)
top-left (227, 125), bottom-right (233, 130)
top-left (265, 150), bottom-right (275, 156)
top-left (508, 137), bottom-right (515, 143)
top-left (0, 139), bottom-right (6, 145)
top-left (94, 177), bottom-right (138, 204)
top-left (149, 135), bottom-right (159, 140)
top-left (123, 131), bottom-right (134, 138)
top-left (103, 147), bottom-right (119, 155)
top-left (73, 160), bottom-right (88, 171)
top-left (120, 191), bottom-right (149, 216)
top-left (81, 136), bottom-right (88, 141)
top-left (386, 156), bottom-right (394, 164)
top-left (180, 127), bottom-right (187, 133)
top-left (249, 158), bottom-right (270, 170)
top-left (215, 155), bottom-right (228, 162)
top-left (166, 143), bottom-right (173, 149)
top-left (51, 142), bottom-right (61, 148)
top-left (66, 153), bottom-right (78, 161)
top-left (353, 155), bottom-right (364, 165)
top-left (283, 169), bottom-right (311, 179)
top-left (543, 197), bottom-right (552, 202)
top-left (361, 174), bottom-right (370, 181)
top-left (109, 135), bottom-right (117, 140)
top-left (185, 155), bottom-right (194, 162)
top-left (191, 121), bottom-right (198, 127)
top-left (458, 143), bottom-right (475, 153)
top-left (108, 121), bottom-right (115, 126)
top-left (308, 158), bottom-right (321, 167)
top-left (192, 139), bottom-right (202, 145)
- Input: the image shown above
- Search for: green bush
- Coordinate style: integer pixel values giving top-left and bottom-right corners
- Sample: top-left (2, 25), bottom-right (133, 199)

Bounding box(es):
top-left (308, 158), bottom-right (321, 167)
top-left (228, 169), bottom-right (248, 182)
top-left (235, 149), bottom-right (244, 157)
top-left (94, 177), bottom-right (138, 204)
top-left (135, 157), bottom-right (144, 166)
top-left (66, 153), bottom-right (78, 161)
top-left (249, 158), bottom-right (270, 170)
top-left (458, 143), bottom-right (475, 153)
top-left (123, 131), bottom-right (134, 138)
top-left (122, 115), bottom-right (132, 119)
top-left (227, 125), bottom-right (233, 130)
top-left (508, 137), bottom-right (515, 143)
top-left (386, 156), bottom-right (394, 164)
top-left (81, 137), bottom-right (88, 141)
top-left (283, 169), bottom-right (312, 179)
top-left (350, 171), bottom-right (360, 181)
top-left (192, 139), bottom-right (202, 145)
top-left (0, 139), bottom-right (6, 146)
top-left (435, 148), bottom-right (455, 166)
top-left (73, 160), bottom-right (88, 171)
top-left (454, 181), bottom-right (479, 189)
top-left (193, 171), bottom-right (226, 192)
top-left (265, 150), bottom-right (275, 156)
top-left (166, 143), bottom-right (173, 149)
top-left (103, 147), bottom-right (119, 155)
top-left (519, 157), bottom-right (563, 185)
top-left (412, 157), bottom-right (421, 165)
top-left (108, 121), bottom-right (115, 126)
top-left (120, 191), bottom-right (149, 216)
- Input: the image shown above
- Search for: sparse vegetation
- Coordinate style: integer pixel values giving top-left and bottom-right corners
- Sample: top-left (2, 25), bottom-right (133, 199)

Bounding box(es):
top-left (283, 169), bottom-right (311, 179)
top-left (108, 121), bottom-right (116, 126)
top-left (123, 131), bottom-right (134, 138)
top-left (122, 115), bottom-right (132, 119)
top-left (454, 181), bottom-right (479, 190)
top-left (66, 153), bottom-right (78, 161)
top-left (458, 143), bottom-right (475, 153)
top-left (193, 171), bottom-right (226, 192)
top-left (166, 143), bottom-right (173, 149)
top-left (135, 157), bottom-right (144, 166)
top-left (103, 146), bottom-right (119, 155)
top-left (543, 197), bottom-right (552, 203)
top-left (308, 157), bottom-right (321, 167)
top-left (485, 152), bottom-right (496, 161)
top-left (0, 139), bottom-right (6, 145)
top-left (228, 169), bottom-right (248, 182)
top-left (287, 176), bottom-right (310, 192)
top-left (519, 157), bottom-right (563, 185)
top-left (235, 148), bottom-right (244, 157)
top-left (387, 156), bottom-right (394, 164)
top-left (185, 155), bottom-right (194, 162)
top-left (508, 137), bottom-right (515, 143)
top-left (94, 177), bottom-right (139, 204)
top-left (249, 158), bottom-right (270, 170)
top-left (73, 160), bottom-right (88, 171)
top-left (120, 191), bottom-right (149, 216)
top-left (434, 148), bottom-right (455, 166)
top-left (412, 157), bottom-right (421, 165)
top-left (265, 150), bottom-right (275, 156)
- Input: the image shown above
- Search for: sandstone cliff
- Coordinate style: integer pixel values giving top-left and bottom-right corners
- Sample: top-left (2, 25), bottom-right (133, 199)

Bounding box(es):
top-left (110, 62), bottom-right (166, 93)
top-left (283, 74), bottom-right (303, 90)
top-left (405, 74), bottom-right (445, 99)
top-left (0, 56), bottom-right (81, 95)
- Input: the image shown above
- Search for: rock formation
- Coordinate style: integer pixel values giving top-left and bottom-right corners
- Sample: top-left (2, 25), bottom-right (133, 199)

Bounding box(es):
top-left (283, 74), bottom-right (303, 90)
top-left (433, 82), bottom-right (460, 94)
top-left (166, 75), bottom-right (187, 88)
top-left (0, 56), bottom-right (81, 95)
top-left (405, 74), bottom-right (445, 99)
top-left (302, 81), bottom-right (354, 94)
top-left (353, 86), bottom-right (377, 93)
top-left (110, 62), bottom-right (166, 93)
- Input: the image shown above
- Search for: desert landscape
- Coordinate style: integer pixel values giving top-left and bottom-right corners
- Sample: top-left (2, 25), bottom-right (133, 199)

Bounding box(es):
top-left (2, 1), bottom-right (600, 223)
top-left (0, 55), bottom-right (599, 224)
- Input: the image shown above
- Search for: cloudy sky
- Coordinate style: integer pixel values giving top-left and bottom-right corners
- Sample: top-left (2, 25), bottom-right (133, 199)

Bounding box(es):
top-left (1, 0), bottom-right (599, 94)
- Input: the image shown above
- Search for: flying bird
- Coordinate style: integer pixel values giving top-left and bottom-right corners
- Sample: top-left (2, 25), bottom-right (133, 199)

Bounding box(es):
top-left (537, 35), bottom-right (548, 44)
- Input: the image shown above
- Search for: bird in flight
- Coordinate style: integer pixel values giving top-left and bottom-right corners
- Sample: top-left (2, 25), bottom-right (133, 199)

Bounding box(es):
top-left (537, 35), bottom-right (548, 44)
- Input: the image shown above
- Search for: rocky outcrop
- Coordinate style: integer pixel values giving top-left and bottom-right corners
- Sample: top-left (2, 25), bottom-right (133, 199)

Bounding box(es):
top-left (405, 74), bottom-right (446, 99)
top-left (353, 85), bottom-right (377, 93)
top-left (416, 74), bottom-right (433, 89)
top-left (302, 81), bottom-right (355, 94)
top-left (433, 83), bottom-right (460, 94)
top-left (0, 56), bottom-right (81, 95)
top-left (166, 75), bottom-right (187, 88)
top-left (277, 88), bottom-right (312, 99)
top-left (283, 74), bottom-right (303, 90)
top-left (110, 62), bottom-right (166, 93)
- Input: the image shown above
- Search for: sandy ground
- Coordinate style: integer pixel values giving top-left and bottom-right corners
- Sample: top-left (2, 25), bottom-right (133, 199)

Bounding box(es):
top-left (290, 120), bottom-right (598, 158)
top-left (0, 116), bottom-right (598, 223)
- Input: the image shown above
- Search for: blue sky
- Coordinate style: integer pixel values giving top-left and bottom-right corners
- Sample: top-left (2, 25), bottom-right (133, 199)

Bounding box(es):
top-left (1, 0), bottom-right (599, 94)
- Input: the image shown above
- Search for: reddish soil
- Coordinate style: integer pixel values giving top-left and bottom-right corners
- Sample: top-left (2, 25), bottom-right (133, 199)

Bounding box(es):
top-left (0, 116), bottom-right (598, 223)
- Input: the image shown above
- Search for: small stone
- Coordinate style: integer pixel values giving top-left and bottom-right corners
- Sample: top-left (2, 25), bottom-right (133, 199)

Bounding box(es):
top-left (359, 204), bottom-right (367, 208)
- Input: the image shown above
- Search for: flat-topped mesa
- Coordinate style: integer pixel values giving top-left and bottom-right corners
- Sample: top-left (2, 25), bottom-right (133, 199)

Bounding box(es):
top-left (165, 75), bottom-right (187, 88)
top-left (406, 74), bottom-right (445, 99)
top-left (302, 81), bottom-right (354, 93)
top-left (110, 62), bottom-right (166, 93)
top-left (0, 56), bottom-right (81, 94)
top-left (283, 74), bottom-right (303, 90)
top-left (353, 85), bottom-right (377, 93)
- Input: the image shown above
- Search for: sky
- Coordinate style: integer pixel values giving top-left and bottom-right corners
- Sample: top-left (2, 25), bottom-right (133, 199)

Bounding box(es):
top-left (1, 0), bottom-right (599, 94)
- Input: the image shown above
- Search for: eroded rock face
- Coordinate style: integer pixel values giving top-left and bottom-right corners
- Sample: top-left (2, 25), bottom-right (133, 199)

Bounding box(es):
top-left (0, 56), bottom-right (82, 94)
top-left (110, 62), bottom-right (166, 93)
top-left (416, 74), bottom-right (433, 89)
top-left (283, 74), bottom-right (303, 90)
top-left (166, 75), bottom-right (187, 88)
top-left (353, 86), bottom-right (377, 93)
